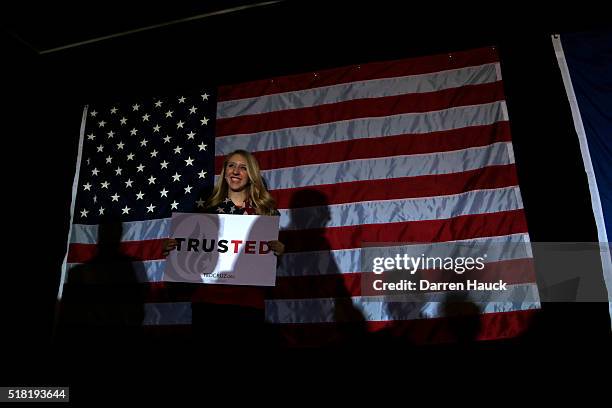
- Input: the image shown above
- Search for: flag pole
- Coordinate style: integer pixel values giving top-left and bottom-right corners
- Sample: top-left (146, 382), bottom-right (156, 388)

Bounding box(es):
top-left (52, 105), bottom-right (89, 342)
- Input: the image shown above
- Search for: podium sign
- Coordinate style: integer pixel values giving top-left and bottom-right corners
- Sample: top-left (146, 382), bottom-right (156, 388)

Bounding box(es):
top-left (163, 212), bottom-right (280, 286)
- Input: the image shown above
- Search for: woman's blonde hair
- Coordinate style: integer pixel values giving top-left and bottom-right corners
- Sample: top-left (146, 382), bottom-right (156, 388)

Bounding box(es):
top-left (206, 150), bottom-right (277, 215)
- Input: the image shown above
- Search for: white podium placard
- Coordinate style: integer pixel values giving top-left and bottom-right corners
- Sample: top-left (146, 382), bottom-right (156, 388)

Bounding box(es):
top-left (163, 212), bottom-right (280, 286)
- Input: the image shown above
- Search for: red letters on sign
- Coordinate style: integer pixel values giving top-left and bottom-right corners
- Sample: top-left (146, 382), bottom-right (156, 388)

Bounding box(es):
top-left (244, 240), bottom-right (256, 254)
top-left (259, 241), bottom-right (271, 254)
top-left (231, 240), bottom-right (243, 253)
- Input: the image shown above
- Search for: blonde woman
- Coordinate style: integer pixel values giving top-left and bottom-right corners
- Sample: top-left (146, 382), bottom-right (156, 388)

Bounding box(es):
top-left (163, 150), bottom-right (285, 346)
top-left (163, 149), bottom-right (284, 255)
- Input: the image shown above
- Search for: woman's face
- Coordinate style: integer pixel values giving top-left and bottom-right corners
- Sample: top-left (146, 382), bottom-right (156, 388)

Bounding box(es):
top-left (224, 154), bottom-right (250, 192)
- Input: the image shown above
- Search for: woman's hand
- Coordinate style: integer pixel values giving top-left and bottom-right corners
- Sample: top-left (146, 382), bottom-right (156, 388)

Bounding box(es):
top-left (268, 240), bottom-right (285, 256)
top-left (162, 238), bottom-right (178, 257)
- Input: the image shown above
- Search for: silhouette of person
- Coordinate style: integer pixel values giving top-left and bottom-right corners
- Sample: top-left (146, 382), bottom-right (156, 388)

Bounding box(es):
top-left (281, 189), bottom-right (368, 347)
top-left (441, 291), bottom-right (482, 344)
top-left (59, 220), bottom-right (146, 347)
top-left (381, 245), bottom-right (481, 346)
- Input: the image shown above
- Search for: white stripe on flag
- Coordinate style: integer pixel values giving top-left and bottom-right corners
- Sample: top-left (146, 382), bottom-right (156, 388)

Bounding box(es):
top-left (261, 142), bottom-right (514, 190)
top-left (67, 260), bottom-right (166, 282)
top-left (218, 63), bottom-right (500, 118)
top-left (279, 187), bottom-right (523, 229)
top-left (70, 218), bottom-right (171, 244)
top-left (143, 302), bottom-right (192, 325)
top-left (215, 102), bottom-right (507, 155)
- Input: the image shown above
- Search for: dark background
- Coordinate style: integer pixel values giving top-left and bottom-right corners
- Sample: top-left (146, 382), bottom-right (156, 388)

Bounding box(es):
top-left (2, 0), bottom-right (611, 389)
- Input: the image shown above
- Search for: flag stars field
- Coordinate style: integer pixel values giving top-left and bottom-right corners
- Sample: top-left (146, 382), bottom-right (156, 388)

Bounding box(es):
top-left (74, 91), bottom-right (214, 221)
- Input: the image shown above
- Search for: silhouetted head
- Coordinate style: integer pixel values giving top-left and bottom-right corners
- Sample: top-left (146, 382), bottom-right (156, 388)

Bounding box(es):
top-left (97, 221), bottom-right (123, 255)
top-left (288, 189), bottom-right (331, 229)
top-left (443, 293), bottom-right (482, 343)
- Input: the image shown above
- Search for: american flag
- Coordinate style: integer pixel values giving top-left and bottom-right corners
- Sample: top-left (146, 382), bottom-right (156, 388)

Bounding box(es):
top-left (60, 46), bottom-right (541, 345)
top-left (216, 46), bottom-right (540, 345)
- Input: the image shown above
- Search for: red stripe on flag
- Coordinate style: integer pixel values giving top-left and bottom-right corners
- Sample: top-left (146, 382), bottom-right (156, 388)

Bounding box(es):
top-left (270, 164), bottom-right (519, 209)
top-left (192, 285), bottom-right (265, 309)
top-left (143, 325), bottom-right (193, 337)
top-left (67, 239), bottom-right (166, 263)
top-left (218, 47), bottom-right (499, 101)
top-left (274, 309), bottom-right (539, 347)
top-left (140, 309), bottom-right (539, 347)
top-left (279, 209), bottom-right (528, 252)
top-left (217, 82), bottom-right (505, 136)
top-left (61, 281), bottom-right (264, 309)
top-left (136, 281), bottom-right (264, 307)
top-left (215, 122), bottom-right (512, 173)
top-left (142, 309), bottom-right (539, 348)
